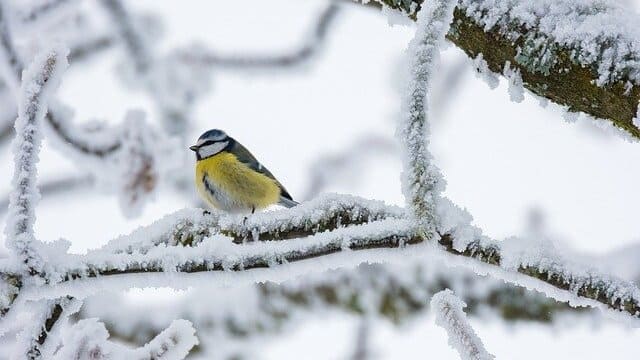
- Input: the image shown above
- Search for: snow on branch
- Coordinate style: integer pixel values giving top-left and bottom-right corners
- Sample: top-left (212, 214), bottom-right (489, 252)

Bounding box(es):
top-left (431, 289), bottom-right (494, 360)
top-left (399, 0), bottom-right (453, 238)
top-left (12, 200), bottom-right (636, 321)
top-left (365, 0), bottom-right (640, 139)
top-left (94, 194), bottom-right (403, 256)
top-left (12, 297), bottom-right (78, 360)
top-left (4, 45), bottom-right (69, 276)
top-left (52, 318), bottom-right (198, 360)
top-left (0, 1), bottom-right (125, 158)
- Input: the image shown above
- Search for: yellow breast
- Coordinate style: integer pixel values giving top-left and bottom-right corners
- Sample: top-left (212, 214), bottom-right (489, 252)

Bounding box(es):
top-left (195, 152), bottom-right (281, 211)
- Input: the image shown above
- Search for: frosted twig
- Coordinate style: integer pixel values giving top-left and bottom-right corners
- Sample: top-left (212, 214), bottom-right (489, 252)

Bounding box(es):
top-left (398, 0), bottom-right (454, 238)
top-left (179, 2), bottom-right (340, 69)
top-left (431, 290), bottom-right (494, 360)
top-left (99, 0), bottom-right (151, 73)
top-left (13, 297), bottom-right (77, 360)
top-left (0, 1), bottom-right (123, 157)
top-left (52, 318), bottom-right (198, 360)
top-left (4, 46), bottom-right (69, 276)
top-left (67, 34), bottom-right (116, 64)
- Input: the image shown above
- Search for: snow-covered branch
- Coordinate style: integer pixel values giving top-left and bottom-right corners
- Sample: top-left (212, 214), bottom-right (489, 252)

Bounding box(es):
top-left (4, 46), bottom-right (68, 276)
top-left (0, 1), bottom-right (125, 158)
top-left (431, 289), bottom-right (494, 360)
top-left (95, 194), bottom-right (403, 256)
top-left (399, 0), bottom-right (453, 238)
top-left (363, 0), bottom-right (640, 139)
top-left (4, 196), bottom-right (631, 321)
top-left (78, 262), bottom-right (572, 357)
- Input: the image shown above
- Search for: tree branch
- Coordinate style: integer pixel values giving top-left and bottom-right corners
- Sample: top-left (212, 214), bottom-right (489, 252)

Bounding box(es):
top-left (19, 212), bottom-right (636, 320)
top-left (13, 297), bottom-right (76, 360)
top-left (51, 317), bottom-right (198, 360)
top-left (4, 46), bottom-right (69, 276)
top-left (362, 0), bottom-right (640, 139)
top-left (179, 2), bottom-right (340, 69)
top-left (431, 289), bottom-right (494, 360)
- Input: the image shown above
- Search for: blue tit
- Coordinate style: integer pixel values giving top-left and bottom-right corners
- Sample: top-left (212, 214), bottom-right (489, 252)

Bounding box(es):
top-left (189, 129), bottom-right (298, 213)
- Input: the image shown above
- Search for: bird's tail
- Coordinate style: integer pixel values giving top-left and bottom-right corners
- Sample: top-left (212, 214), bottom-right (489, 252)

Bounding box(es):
top-left (278, 196), bottom-right (299, 208)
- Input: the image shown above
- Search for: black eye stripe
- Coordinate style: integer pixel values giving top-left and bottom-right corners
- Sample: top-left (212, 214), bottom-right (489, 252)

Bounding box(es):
top-left (199, 139), bottom-right (226, 147)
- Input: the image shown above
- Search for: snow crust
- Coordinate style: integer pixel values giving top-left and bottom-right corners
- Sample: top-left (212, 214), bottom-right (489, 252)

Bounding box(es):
top-left (460, 0), bottom-right (640, 86)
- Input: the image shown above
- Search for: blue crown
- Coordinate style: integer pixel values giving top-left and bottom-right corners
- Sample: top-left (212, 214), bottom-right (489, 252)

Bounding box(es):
top-left (198, 129), bottom-right (228, 142)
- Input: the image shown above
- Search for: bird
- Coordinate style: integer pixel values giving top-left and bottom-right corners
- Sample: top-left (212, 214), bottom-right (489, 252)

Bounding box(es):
top-left (189, 129), bottom-right (298, 214)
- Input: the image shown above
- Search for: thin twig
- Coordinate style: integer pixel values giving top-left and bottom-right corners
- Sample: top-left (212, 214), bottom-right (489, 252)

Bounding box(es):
top-left (179, 2), bottom-right (340, 69)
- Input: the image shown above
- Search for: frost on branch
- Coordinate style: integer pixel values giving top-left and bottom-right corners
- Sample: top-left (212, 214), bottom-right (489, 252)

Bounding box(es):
top-left (78, 262), bottom-right (573, 358)
top-left (52, 318), bottom-right (198, 360)
top-left (370, 0), bottom-right (640, 138)
top-left (398, 0), bottom-right (454, 238)
top-left (503, 61), bottom-right (524, 103)
top-left (27, 192), bottom-right (640, 321)
top-left (4, 45), bottom-right (68, 275)
top-left (220, 194), bottom-right (405, 242)
top-left (93, 194), bottom-right (404, 256)
top-left (12, 297), bottom-right (78, 360)
top-left (472, 53), bottom-right (498, 90)
top-left (431, 290), bottom-right (494, 360)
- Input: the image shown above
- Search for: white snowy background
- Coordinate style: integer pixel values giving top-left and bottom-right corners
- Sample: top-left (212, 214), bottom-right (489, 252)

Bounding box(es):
top-left (2, 0), bottom-right (640, 358)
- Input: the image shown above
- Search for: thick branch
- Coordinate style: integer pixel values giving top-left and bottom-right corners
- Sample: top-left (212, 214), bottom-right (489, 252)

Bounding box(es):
top-left (33, 214), bottom-right (640, 320)
top-left (365, 0), bottom-right (640, 138)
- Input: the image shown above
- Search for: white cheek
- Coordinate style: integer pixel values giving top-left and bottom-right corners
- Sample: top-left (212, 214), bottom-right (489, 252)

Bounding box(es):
top-left (198, 141), bottom-right (228, 158)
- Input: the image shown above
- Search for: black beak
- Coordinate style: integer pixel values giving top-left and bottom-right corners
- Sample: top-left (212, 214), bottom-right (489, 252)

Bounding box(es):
top-left (189, 145), bottom-right (198, 152)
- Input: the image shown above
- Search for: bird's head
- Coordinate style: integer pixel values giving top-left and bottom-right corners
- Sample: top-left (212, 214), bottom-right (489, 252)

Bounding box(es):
top-left (190, 129), bottom-right (230, 160)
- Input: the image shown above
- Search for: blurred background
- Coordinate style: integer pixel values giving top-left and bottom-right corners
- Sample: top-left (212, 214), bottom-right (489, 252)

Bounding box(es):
top-left (1, 0), bottom-right (640, 358)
